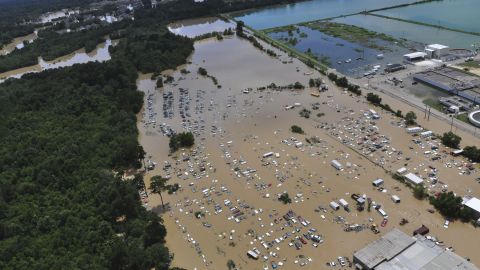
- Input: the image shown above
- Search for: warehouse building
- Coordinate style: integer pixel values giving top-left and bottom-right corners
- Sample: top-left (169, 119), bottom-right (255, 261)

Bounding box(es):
top-left (353, 229), bottom-right (479, 270)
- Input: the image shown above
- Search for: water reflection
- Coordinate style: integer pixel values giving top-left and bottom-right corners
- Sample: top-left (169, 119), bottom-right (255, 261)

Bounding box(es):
top-left (233, 0), bottom-right (416, 29)
top-left (168, 17), bottom-right (235, 38)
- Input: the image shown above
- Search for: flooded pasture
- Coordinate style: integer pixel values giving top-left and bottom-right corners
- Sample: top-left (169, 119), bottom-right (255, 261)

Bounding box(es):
top-left (267, 25), bottom-right (412, 76)
top-left (334, 14), bottom-right (480, 49)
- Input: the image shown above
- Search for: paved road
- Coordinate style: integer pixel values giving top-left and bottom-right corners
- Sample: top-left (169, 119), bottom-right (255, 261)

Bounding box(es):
top-left (337, 55), bottom-right (480, 139)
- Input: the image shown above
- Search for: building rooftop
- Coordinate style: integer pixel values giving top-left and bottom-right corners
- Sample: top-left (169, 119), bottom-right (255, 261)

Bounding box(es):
top-left (354, 229), bottom-right (416, 269)
top-left (421, 251), bottom-right (478, 270)
top-left (427, 44), bottom-right (449, 50)
top-left (355, 229), bottom-right (479, 270)
top-left (464, 197), bottom-right (480, 213)
top-left (404, 173), bottom-right (424, 185)
top-left (376, 235), bottom-right (443, 270)
top-left (404, 52), bottom-right (427, 59)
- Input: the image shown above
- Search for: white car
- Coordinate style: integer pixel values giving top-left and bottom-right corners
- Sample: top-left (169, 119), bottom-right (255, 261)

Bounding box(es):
top-left (443, 220), bottom-right (449, 229)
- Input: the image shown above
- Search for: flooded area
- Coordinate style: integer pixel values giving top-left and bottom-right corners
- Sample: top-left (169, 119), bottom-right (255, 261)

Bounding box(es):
top-left (168, 17), bottom-right (235, 38)
top-left (233, 0), bottom-right (416, 30)
top-left (268, 25), bottom-right (412, 76)
top-left (333, 14), bottom-right (480, 49)
top-left (0, 39), bottom-right (116, 83)
top-left (375, 0), bottom-right (480, 33)
top-left (0, 32), bottom-right (38, 56)
top-left (136, 27), bottom-right (480, 270)
top-left (39, 9), bottom-right (78, 23)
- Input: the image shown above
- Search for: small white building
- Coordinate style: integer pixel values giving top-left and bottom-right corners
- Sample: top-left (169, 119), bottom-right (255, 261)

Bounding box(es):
top-left (330, 201), bottom-right (340, 211)
top-left (391, 195), bottom-right (401, 203)
top-left (396, 167), bottom-right (407, 175)
top-left (331, 160), bottom-right (343, 170)
top-left (404, 173), bottom-right (424, 185)
top-left (406, 127), bottom-right (423, 134)
top-left (463, 197), bottom-right (480, 219)
top-left (372, 178), bottom-right (384, 187)
top-left (338, 198), bottom-right (349, 209)
top-left (425, 44), bottom-right (449, 59)
top-left (420, 131), bottom-right (433, 138)
top-left (404, 52), bottom-right (427, 62)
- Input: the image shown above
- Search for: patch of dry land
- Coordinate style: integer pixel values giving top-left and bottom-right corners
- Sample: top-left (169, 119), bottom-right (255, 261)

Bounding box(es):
top-left (136, 24), bottom-right (480, 270)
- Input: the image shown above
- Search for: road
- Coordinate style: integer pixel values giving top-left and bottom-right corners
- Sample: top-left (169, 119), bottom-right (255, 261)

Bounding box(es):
top-left (343, 55), bottom-right (480, 139)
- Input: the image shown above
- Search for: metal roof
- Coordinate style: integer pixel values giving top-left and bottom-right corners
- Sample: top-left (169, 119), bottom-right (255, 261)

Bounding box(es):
top-left (421, 251), bottom-right (479, 270)
top-left (354, 229), bottom-right (416, 269)
top-left (465, 197), bottom-right (480, 213)
top-left (427, 44), bottom-right (449, 50)
top-left (404, 52), bottom-right (427, 59)
top-left (404, 173), bottom-right (424, 185)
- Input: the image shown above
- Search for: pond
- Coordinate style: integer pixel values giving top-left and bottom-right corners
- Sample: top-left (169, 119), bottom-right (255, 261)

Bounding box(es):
top-left (233, 0), bottom-right (417, 30)
top-left (374, 0), bottom-right (480, 33)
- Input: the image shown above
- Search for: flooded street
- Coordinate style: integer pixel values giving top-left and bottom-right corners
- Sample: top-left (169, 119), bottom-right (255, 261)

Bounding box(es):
top-left (136, 30), bottom-right (480, 270)
top-left (0, 39), bottom-right (116, 83)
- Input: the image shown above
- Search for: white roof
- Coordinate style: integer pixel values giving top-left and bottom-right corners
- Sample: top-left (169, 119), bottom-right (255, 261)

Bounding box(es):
top-left (427, 44), bottom-right (449, 50)
top-left (465, 197), bottom-right (480, 213)
top-left (405, 173), bottom-right (424, 185)
top-left (404, 52), bottom-right (427, 59)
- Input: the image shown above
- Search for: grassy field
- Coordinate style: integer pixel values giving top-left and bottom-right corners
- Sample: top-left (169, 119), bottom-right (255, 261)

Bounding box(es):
top-left (301, 21), bottom-right (399, 51)
top-left (459, 60), bottom-right (480, 69)
top-left (423, 98), bottom-right (445, 112)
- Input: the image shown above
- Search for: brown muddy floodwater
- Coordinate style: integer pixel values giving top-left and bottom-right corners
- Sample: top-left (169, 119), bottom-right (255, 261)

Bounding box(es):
top-left (136, 32), bottom-right (480, 270)
top-left (0, 39), bottom-right (116, 83)
top-left (168, 17), bottom-right (235, 38)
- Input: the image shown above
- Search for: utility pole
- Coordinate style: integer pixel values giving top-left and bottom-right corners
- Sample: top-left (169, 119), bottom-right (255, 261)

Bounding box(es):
top-left (450, 115), bottom-right (454, 132)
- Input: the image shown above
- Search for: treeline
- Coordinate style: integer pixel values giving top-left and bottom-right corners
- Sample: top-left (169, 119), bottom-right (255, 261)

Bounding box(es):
top-left (0, 60), bottom-right (180, 269)
top-left (236, 21), bottom-right (277, 57)
top-left (327, 72), bottom-right (361, 95)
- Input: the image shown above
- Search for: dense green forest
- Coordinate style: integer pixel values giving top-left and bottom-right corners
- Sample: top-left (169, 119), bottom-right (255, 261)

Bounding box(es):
top-left (0, 0), bottom-right (302, 269)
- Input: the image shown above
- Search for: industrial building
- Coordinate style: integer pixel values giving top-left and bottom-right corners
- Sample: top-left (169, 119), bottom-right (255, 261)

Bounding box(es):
top-left (353, 229), bottom-right (479, 270)
top-left (425, 44), bottom-right (449, 59)
top-left (413, 67), bottom-right (480, 105)
top-left (404, 52), bottom-right (427, 62)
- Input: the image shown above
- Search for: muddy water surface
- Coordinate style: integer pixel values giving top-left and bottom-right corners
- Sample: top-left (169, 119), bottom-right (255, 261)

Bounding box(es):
top-left (137, 33), bottom-right (480, 270)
